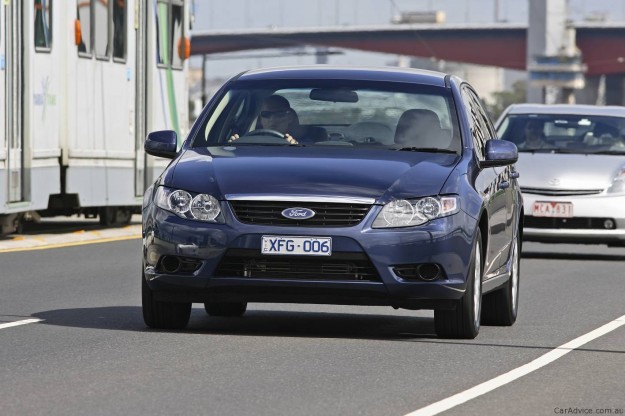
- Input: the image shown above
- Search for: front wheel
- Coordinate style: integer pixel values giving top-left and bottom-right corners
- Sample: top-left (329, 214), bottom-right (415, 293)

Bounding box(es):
top-left (142, 273), bottom-right (191, 329)
top-left (481, 230), bottom-right (520, 326)
top-left (435, 228), bottom-right (483, 339)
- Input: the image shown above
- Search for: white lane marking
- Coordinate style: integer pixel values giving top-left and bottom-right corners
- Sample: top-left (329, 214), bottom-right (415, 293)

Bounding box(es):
top-left (0, 318), bottom-right (43, 330)
top-left (405, 314), bottom-right (625, 416)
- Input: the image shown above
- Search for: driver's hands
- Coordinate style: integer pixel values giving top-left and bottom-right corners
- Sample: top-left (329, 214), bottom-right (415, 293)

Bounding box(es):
top-left (228, 134), bottom-right (240, 143)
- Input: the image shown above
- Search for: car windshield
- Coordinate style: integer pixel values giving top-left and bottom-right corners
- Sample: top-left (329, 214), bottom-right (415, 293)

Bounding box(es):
top-left (497, 113), bottom-right (625, 155)
top-left (191, 79), bottom-right (461, 153)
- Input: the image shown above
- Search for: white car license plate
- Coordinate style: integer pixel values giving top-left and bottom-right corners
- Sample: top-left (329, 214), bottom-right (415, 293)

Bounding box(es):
top-left (261, 236), bottom-right (332, 256)
top-left (532, 201), bottom-right (574, 218)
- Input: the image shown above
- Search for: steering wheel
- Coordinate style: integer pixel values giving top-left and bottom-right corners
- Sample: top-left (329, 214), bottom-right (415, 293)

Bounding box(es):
top-left (244, 129), bottom-right (286, 139)
top-left (347, 136), bottom-right (383, 146)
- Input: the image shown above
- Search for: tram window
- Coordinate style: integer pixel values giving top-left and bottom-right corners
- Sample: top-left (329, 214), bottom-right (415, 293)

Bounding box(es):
top-left (94, 0), bottom-right (109, 59)
top-left (112, 0), bottom-right (127, 61)
top-left (171, 1), bottom-right (184, 69)
top-left (77, 2), bottom-right (92, 56)
top-left (156, 1), bottom-right (169, 66)
top-left (156, 0), bottom-right (185, 70)
top-left (34, 0), bottom-right (52, 52)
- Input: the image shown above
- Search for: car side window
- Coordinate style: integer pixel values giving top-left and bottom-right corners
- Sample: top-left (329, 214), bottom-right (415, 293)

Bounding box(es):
top-left (462, 86), bottom-right (495, 160)
top-left (472, 93), bottom-right (497, 141)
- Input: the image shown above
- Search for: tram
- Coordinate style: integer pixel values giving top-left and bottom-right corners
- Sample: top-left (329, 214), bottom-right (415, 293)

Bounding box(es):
top-left (1, 0), bottom-right (191, 235)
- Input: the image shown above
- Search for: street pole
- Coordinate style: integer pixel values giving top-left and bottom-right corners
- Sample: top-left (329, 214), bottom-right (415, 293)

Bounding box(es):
top-left (201, 54), bottom-right (207, 106)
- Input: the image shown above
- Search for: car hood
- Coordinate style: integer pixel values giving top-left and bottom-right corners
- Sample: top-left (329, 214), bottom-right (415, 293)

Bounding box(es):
top-left (516, 153), bottom-right (625, 190)
top-left (168, 147), bottom-right (459, 202)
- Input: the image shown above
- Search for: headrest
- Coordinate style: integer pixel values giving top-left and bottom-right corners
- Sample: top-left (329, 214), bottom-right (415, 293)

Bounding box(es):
top-left (593, 122), bottom-right (619, 138)
top-left (395, 109), bottom-right (451, 148)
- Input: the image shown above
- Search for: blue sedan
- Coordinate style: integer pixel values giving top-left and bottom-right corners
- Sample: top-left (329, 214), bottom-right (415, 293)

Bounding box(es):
top-left (141, 66), bottom-right (522, 339)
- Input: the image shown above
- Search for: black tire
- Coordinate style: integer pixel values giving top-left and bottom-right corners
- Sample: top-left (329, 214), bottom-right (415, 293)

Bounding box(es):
top-left (435, 228), bottom-right (483, 339)
top-left (481, 230), bottom-right (520, 326)
top-left (204, 301), bottom-right (247, 317)
top-left (99, 207), bottom-right (116, 226)
top-left (115, 208), bottom-right (133, 225)
top-left (142, 273), bottom-right (191, 329)
top-left (100, 207), bottom-right (132, 226)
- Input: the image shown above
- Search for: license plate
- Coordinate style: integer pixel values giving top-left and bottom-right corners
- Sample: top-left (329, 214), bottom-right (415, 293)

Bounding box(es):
top-left (532, 201), bottom-right (574, 218)
top-left (261, 236), bottom-right (332, 256)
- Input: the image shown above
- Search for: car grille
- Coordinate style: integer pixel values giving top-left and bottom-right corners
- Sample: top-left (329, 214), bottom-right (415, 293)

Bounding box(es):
top-left (214, 249), bottom-right (380, 281)
top-left (524, 216), bottom-right (615, 230)
top-left (229, 201), bottom-right (371, 226)
top-left (521, 187), bottom-right (603, 196)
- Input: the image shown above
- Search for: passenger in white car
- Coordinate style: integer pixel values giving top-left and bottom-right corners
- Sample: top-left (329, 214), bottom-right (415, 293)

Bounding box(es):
top-left (592, 122), bottom-right (625, 150)
top-left (517, 119), bottom-right (551, 150)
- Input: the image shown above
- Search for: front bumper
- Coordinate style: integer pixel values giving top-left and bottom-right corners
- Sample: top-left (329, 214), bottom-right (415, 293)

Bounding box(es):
top-left (522, 191), bottom-right (625, 244)
top-left (142, 204), bottom-right (478, 310)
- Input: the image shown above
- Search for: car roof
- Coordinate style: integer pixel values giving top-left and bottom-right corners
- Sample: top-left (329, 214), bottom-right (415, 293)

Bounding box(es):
top-left (236, 65), bottom-right (449, 87)
top-left (504, 104), bottom-right (625, 118)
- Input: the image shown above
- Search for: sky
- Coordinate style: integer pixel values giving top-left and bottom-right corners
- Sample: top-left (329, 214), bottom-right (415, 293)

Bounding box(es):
top-left (190, 0), bottom-right (625, 79)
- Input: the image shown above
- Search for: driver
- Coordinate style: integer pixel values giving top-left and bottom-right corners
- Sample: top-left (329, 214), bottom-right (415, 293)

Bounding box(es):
top-left (229, 95), bottom-right (301, 144)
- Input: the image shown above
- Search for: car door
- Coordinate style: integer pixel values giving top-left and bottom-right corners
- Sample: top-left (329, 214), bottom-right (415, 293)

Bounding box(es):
top-left (482, 104), bottom-right (516, 269)
top-left (462, 86), bottom-right (508, 278)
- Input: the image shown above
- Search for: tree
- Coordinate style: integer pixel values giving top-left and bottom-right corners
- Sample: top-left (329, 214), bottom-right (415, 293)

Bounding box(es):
top-left (486, 80), bottom-right (526, 121)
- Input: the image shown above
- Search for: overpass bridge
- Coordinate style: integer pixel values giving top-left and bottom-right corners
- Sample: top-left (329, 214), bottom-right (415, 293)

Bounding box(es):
top-left (191, 22), bottom-right (625, 104)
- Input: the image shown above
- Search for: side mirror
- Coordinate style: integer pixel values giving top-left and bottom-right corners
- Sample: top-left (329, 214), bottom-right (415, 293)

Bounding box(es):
top-left (74, 19), bottom-right (82, 46)
top-left (178, 37), bottom-right (191, 61)
top-left (145, 130), bottom-right (178, 159)
top-left (481, 140), bottom-right (518, 168)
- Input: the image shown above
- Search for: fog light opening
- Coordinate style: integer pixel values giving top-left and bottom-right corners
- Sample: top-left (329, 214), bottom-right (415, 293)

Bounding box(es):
top-left (604, 219), bottom-right (616, 230)
top-left (417, 264), bottom-right (442, 281)
top-left (393, 263), bottom-right (443, 281)
top-left (160, 256), bottom-right (181, 274)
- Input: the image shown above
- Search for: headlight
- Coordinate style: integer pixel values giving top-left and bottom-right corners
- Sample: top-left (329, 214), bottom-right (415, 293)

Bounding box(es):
top-left (154, 186), bottom-right (223, 222)
top-left (142, 185), bottom-right (154, 209)
top-left (372, 196), bottom-right (459, 228)
top-left (607, 167), bottom-right (625, 194)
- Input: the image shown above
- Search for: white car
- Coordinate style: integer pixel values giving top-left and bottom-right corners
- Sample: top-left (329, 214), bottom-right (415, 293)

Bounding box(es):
top-left (496, 104), bottom-right (625, 247)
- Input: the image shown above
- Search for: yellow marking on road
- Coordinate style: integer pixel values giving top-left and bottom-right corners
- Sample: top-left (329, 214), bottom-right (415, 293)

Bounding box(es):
top-left (0, 234), bottom-right (141, 253)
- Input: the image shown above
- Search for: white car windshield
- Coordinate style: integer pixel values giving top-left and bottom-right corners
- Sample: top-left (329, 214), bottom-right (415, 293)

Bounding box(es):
top-left (497, 114), bottom-right (625, 154)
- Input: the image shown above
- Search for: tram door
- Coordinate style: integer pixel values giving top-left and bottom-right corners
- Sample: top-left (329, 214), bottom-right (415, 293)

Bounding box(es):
top-left (135, 0), bottom-right (147, 197)
top-left (135, 0), bottom-right (189, 197)
top-left (0, 4), bottom-right (5, 181)
top-left (4, 1), bottom-right (24, 203)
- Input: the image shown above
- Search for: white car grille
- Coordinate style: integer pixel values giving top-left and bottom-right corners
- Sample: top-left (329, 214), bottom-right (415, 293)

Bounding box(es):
top-left (521, 187), bottom-right (603, 196)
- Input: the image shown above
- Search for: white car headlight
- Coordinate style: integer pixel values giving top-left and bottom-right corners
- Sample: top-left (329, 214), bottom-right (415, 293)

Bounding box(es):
top-left (607, 167), bottom-right (625, 194)
top-left (372, 196), bottom-right (459, 228)
top-left (154, 186), bottom-right (223, 222)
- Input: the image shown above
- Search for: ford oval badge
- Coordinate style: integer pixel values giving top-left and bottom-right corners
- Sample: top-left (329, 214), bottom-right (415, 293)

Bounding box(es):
top-left (281, 207), bottom-right (316, 220)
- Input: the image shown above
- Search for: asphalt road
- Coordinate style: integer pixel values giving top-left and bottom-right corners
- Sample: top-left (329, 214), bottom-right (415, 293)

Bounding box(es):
top-left (1, 223), bottom-right (624, 416)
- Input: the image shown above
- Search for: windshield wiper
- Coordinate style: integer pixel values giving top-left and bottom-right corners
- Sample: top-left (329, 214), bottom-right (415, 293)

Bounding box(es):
top-left (394, 147), bottom-right (457, 154)
top-left (225, 142), bottom-right (305, 147)
top-left (520, 148), bottom-right (625, 155)
top-left (588, 150), bottom-right (625, 155)
top-left (518, 147), bottom-right (561, 153)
